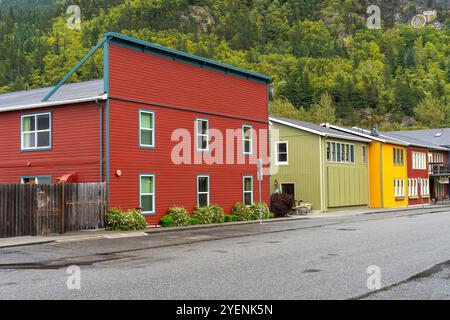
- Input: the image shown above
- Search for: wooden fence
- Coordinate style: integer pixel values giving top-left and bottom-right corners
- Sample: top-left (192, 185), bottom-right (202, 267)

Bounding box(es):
top-left (0, 183), bottom-right (106, 238)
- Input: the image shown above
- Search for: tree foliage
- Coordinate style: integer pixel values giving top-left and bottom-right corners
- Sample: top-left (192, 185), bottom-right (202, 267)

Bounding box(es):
top-left (0, 0), bottom-right (449, 129)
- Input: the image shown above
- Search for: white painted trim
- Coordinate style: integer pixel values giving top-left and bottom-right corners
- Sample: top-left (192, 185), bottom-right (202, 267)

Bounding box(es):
top-left (275, 141), bottom-right (289, 166)
top-left (0, 94), bottom-right (108, 113)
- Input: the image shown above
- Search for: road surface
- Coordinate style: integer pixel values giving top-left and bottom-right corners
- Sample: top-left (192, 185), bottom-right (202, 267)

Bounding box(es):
top-left (1, 208), bottom-right (450, 300)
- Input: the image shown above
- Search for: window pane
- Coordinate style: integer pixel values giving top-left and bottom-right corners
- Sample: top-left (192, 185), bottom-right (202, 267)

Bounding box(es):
top-left (244, 178), bottom-right (252, 191)
top-left (141, 176), bottom-right (154, 194)
top-left (198, 120), bottom-right (208, 134)
top-left (278, 143), bottom-right (287, 154)
top-left (350, 145), bottom-right (354, 162)
top-left (141, 113), bottom-right (153, 129)
top-left (141, 195), bottom-right (153, 212)
top-left (244, 126), bottom-right (251, 139)
top-left (141, 130), bottom-right (153, 146)
top-left (23, 133), bottom-right (35, 148)
top-left (244, 193), bottom-right (252, 206)
top-left (198, 177), bottom-right (209, 193)
top-left (37, 131), bottom-right (50, 147)
top-left (278, 153), bottom-right (288, 163)
top-left (244, 141), bottom-right (251, 153)
top-left (22, 116), bottom-right (35, 131)
top-left (37, 177), bottom-right (52, 185)
top-left (337, 144), bottom-right (341, 162)
top-left (37, 114), bottom-right (50, 130)
top-left (198, 194), bottom-right (208, 207)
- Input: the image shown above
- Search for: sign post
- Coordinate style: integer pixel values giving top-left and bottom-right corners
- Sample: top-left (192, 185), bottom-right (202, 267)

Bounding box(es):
top-left (257, 159), bottom-right (263, 224)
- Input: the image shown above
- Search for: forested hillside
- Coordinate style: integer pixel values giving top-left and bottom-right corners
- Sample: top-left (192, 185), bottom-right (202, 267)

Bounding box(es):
top-left (0, 0), bottom-right (449, 129)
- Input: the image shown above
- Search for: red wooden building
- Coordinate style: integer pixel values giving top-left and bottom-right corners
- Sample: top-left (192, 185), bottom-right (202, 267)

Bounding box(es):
top-left (0, 33), bottom-right (272, 225)
top-left (383, 132), bottom-right (449, 205)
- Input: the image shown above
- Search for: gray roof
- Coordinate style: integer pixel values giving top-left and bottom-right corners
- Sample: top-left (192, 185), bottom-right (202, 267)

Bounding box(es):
top-left (270, 117), bottom-right (371, 143)
top-left (381, 131), bottom-right (449, 151)
top-left (0, 79), bottom-right (104, 110)
top-left (388, 129), bottom-right (450, 149)
top-left (326, 124), bottom-right (410, 146)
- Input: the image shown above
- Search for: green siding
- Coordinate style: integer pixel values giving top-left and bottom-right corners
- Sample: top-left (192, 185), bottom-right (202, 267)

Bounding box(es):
top-left (323, 139), bottom-right (370, 208)
top-left (270, 123), bottom-right (370, 212)
top-left (270, 123), bottom-right (322, 211)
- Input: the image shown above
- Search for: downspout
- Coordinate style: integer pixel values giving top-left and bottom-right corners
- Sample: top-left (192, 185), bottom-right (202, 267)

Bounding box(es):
top-left (95, 99), bottom-right (103, 182)
top-left (104, 36), bottom-right (110, 209)
top-left (380, 143), bottom-right (384, 208)
top-left (319, 136), bottom-right (325, 212)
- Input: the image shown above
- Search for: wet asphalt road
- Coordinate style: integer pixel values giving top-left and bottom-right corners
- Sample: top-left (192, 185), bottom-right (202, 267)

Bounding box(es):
top-left (1, 208), bottom-right (450, 300)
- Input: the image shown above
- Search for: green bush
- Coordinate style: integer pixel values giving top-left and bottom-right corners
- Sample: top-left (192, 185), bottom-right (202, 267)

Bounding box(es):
top-left (160, 216), bottom-right (174, 227)
top-left (232, 203), bottom-right (253, 221)
top-left (189, 218), bottom-right (199, 225)
top-left (106, 208), bottom-right (148, 231)
top-left (166, 206), bottom-right (190, 227)
top-left (249, 203), bottom-right (272, 220)
top-left (210, 205), bottom-right (225, 224)
top-left (192, 207), bottom-right (213, 224)
top-left (224, 215), bottom-right (232, 223)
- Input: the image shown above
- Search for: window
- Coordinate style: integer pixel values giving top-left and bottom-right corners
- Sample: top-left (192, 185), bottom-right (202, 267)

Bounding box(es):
top-left (408, 179), bottom-right (418, 197)
top-left (140, 175), bottom-right (155, 215)
top-left (394, 179), bottom-right (405, 198)
top-left (242, 125), bottom-right (253, 155)
top-left (433, 152), bottom-right (444, 163)
top-left (276, 142), bottom-right (288, 165)
top-left (21, 176), bottom-right (52, 185)
top-left (422, 178), bottom-right (430, 196)
top-left (197, 175), bottom-right (210, 207)
top-left (412, 152), bottom-right (426, 170)
top-left (21, 113), bottom-right (51, 150)
top-left (326, 141), bottom-right (355, 164)
top-left (362, 146), bottom-right (367, 164)
top-left (243, 176), bottom-right (253, 206)
top-left (196, 119), bottom-right (209, 152)
top-left (139, 110), bottom-right (155, 148)
top-left (393, 148), bottom-right (404, 166)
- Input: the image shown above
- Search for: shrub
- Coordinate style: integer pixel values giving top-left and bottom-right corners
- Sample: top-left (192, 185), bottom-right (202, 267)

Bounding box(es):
top-left (232, 203), bottom-right (252, 221)
top-left (210, 205), bottom-right (225, 224)
top-left (249, 203), bottom-right (271, 220)
top-left (160, 216), bottom-right (174, 227)
top-left (270, 193), bottom-right (295, 217)
top-left (188, 218), bottom-right (199, 225)
top-left (224, 215), bottom-right (232, 223)
top-left (106, 208), bottom-right (148, 231)
top-left (166, 206), bottom-right (190, 227)
top-left (192, 207), bottom-right (213, 224)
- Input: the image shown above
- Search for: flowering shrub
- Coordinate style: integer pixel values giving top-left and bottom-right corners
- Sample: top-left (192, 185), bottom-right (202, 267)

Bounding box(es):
top-left (106, 208), bottom-right (147, 231)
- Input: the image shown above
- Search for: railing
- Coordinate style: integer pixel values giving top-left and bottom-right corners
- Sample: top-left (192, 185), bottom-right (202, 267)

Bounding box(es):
top-left (429, 162), bottom-right (450, 176)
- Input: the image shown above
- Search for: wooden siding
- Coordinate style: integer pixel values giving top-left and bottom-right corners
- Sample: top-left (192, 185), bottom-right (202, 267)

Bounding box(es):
top-left (108, 44), bottom-right (268, 122)
top-left (324, 139), bottom-right (369, 208)
top-left (0, 102), bottom-right (102, 184)
top-left (108, 100), bottom-right (269, 225)
top-left (270, 123), bottom-right (322, 211)
top-left (406, 146), bottom-right (430, 206)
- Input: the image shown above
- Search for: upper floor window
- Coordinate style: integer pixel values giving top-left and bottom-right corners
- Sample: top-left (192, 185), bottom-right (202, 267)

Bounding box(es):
top-left (196, 119), bottom-right (209, 152)
top-left (412, 152), bottom-right (426, 170)
top-left (242, 125), bottom-right (253, 155)
top-left (139, 110), bottom-right (155, 148)
top-left (326, 142), bottom-right (355, 163)
top-left (276, 141), bottom-right (288, 165)
top-left (393, 148), bottom-right (404, 166)
top-left (21, 113), bottom-right (51, 150)
top-left (362, 146), bottom-right (368, 164)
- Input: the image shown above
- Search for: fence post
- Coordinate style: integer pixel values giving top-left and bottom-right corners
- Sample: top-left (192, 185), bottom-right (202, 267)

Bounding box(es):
top-left (60, 182), bottom-right (65, 234)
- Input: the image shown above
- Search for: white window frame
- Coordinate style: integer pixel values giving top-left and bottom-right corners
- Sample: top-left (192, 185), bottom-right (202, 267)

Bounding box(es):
top-left (243, 175), bottom-right (254, 206)
top-left (395, 179), bottom-right (405, 198)
top-left (275, 141), bottom-right (289, 166)
top-left (21, 112), bottom-right (51, 150)
top-left (197, 175), bottom-right (210, 207)
top-left (242, 125), bottom-right (253, 155)
top-left (140, 174), bottom-right (155, 215)
top-left (139, 110), bottom-right (155, 148)
top-left (196, 119), bottom-right (210, 152)
top-left (412, 152), bottom-right (426, 170)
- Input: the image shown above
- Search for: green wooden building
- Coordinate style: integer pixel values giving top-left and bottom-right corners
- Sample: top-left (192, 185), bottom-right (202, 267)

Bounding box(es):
top-left (270, 117), bottom-right (371, 212)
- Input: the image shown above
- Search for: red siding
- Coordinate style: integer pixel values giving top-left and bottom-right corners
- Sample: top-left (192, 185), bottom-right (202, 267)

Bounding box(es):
top-left (108, 100), bottom-right (270, 225)
top-left (0, 102), bottom-right (102, 184)
top-left (406, 147), bottom-right (429, 206)
top-left (109, 44), bottom-right (268, 122)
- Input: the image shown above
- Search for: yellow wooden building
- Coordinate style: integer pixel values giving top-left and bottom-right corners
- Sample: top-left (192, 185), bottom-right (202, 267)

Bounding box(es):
top-left (327, 125), bottom-right (409, 208)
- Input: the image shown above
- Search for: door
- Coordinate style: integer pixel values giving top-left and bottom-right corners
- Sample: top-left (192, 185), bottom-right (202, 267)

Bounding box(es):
top-left (281, 183), bottom-right (295, 199)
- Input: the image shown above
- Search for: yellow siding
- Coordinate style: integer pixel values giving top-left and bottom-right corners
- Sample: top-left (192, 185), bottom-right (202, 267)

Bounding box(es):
top-left (369, 141), bottom-right (408, 208)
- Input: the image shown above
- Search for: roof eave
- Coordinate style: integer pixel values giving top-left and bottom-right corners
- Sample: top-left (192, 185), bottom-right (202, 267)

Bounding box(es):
top-left (0, 94), bottom-right (108, 113)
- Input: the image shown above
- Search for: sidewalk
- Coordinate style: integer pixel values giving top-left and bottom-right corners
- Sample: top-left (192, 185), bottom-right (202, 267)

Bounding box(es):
top-left (1, 204), bottom-right (449, 249)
